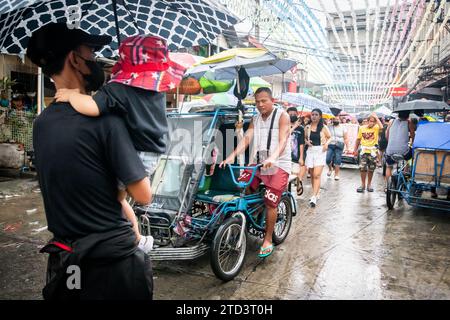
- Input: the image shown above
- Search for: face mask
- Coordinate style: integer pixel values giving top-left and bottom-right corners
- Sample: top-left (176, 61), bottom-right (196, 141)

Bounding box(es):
top-left (290, 115), bottom-right (298, 123)
top-left (76, 54), bottom-right (105, 92)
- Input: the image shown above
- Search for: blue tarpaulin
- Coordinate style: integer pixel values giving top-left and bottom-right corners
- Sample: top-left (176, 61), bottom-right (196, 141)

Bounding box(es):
top-left (413, 122), bottom-right (450, 151)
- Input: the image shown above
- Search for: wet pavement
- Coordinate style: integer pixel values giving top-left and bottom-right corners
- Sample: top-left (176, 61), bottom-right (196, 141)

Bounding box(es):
top-left (0, 168), bottom-right (449, 300)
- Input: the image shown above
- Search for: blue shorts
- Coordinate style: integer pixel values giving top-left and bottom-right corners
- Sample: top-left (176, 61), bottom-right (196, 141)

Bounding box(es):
top-left (326, 144), bottom-right (344, 166)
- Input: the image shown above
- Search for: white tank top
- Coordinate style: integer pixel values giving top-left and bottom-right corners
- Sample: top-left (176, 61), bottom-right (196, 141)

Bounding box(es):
top-left (252, 107), bottom-right (292, 174)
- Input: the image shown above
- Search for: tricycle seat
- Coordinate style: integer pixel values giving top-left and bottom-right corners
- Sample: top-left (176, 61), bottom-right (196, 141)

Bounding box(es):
top-left (196, 190), bottom-right (240, 203)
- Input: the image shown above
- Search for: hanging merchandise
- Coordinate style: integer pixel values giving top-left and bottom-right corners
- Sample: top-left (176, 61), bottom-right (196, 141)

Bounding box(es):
top-left (200, 77), bottom-right (234, 94)
top-left (233, 67), bottom-right (250, 101)
top-left (167, 77), bottom-right (202, 95)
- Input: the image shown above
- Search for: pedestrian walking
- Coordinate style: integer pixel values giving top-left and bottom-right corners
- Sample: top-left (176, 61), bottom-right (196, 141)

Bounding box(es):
top-left (55, 35), bottom-right (184, 253)
top-left (353, 112), bottom-right (383, 193)
top-left (304, 108), bottom-right (332, 207)
top-left (27, 23), bottom-right (154, 300)
top-left (287, 107), bottom-right (306, 196)
top-left (326, 116), bottom-right (348, 180)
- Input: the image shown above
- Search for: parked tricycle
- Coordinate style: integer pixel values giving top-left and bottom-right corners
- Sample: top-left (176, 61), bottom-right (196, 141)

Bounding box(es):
top-left (135, 106), bottom-right (298, 281)
top-left (386, 121), bottom-right (450, 212)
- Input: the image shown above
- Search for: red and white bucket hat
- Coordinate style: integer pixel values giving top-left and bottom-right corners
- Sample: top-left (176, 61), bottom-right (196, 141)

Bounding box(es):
top-left (110, 35), bottom-right (186, 92)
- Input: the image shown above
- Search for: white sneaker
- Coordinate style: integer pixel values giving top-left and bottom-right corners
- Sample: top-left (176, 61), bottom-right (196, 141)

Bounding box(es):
top-left (335, 176), bottom-right (340, 181)
top-left (138, 235), bottom-right (154, 253)
top-left (309, 196), bottom-right (317, 207)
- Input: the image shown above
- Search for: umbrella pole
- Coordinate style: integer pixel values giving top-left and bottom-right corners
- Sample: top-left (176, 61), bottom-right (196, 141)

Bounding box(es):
top-left (281, 72), bottom-right (285, 102)
top-left (236, 67), bottom-right (241, 97)
top-left (235, 66), bottom-right (244, 168)
top-left (37, 67), bottom-right (42, 115)
top-left (176, 86), bottom-right (179, 112)
top-left (112, 0), bottom-right (121, 48)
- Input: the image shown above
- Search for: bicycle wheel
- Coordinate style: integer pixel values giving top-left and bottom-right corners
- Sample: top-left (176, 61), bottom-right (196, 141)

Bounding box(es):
top-left (210, 216), bottom-right (247, 282)
top-left (386, 176), bottom-right (397, 210)
top-left (272, 196), bottom-right (293, 245)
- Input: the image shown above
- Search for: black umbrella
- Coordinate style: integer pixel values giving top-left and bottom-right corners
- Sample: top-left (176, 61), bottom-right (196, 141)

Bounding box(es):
top-left (330, 107), bottom-right (342, 117)
top-left (0, 0), bottom-right (238, 58)
top-left (356, 111), bottom-right (385, 120)
top-left (394, 100), bottom-right (449, 113)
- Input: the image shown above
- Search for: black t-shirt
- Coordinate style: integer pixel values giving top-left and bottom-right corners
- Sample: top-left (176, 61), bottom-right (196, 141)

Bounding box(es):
top-left (379, 124), bottom-right (388, 150)
top-left (93, 82), bottom-right (168, 153)
top-left (291, 126), bottom-right (305, 162)
top-left (33, 102), bottom-right (146, 239)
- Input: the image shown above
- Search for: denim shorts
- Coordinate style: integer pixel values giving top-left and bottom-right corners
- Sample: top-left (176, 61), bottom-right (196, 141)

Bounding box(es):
top-left (118, 152), bottom-right (161, 190)
top-left (326, 144), bottom-right (344, 166)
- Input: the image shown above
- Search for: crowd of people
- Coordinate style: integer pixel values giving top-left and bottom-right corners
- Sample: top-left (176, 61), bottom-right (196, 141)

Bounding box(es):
top-left (287, 104), bottom-right (450, 207)
top-left (19, 21), bottom-right (450, 300)
top-left (0, 91), bottom-right (37, 113)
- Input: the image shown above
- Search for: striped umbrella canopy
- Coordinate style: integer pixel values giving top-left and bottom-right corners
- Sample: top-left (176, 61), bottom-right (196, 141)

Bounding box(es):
top-left (280, 92), bottom-right (332, 115)
top-left (186, 48), bottom-right (298, 80)
top-left (0, 0), bottom-right (238, 58)
top-left (202, 92), bottom-right (238, 106)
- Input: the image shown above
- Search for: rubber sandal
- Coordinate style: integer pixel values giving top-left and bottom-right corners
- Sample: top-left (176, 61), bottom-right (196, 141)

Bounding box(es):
top-left (296, 180), bottom-right (303, 196)
top-left (258, 244), bottom-right (274, 258)
top-left (357, 187), bottom-right (364, 193)
top-left (367, 187), bottom-right (374, 192)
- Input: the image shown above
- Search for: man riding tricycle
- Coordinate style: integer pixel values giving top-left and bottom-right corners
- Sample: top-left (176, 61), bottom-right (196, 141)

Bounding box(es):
top-left (135, 87), bottom-right (297, 281)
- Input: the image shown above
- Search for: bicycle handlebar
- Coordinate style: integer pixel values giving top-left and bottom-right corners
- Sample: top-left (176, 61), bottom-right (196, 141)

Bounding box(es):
top-left (227, 164), bottom-right (262, 188)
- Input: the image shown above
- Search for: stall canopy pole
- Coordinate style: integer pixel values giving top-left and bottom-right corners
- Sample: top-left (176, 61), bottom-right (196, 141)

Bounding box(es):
top-left (112, 0), bottom-right (121, 48)
top-left (176, 86), bottom-right (180, 112)
top-left (235, 66), bottom-right (244, 168)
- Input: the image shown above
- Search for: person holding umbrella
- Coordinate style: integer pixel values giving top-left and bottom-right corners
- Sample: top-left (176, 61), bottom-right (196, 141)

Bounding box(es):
top-left (287, 107), bottom-right (306, 196)
top-left (27, 23), bottom-right (153, 300)
top-left (55, 34), bottom-right (186, 253)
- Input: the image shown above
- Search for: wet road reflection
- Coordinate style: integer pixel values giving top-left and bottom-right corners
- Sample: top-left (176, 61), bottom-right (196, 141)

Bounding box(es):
top-left (0, 168), bottom-right (449, 299)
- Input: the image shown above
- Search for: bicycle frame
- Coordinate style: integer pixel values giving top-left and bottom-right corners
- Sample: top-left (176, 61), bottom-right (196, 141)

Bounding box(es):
top-left (392, 159), bottom-right (410, 198)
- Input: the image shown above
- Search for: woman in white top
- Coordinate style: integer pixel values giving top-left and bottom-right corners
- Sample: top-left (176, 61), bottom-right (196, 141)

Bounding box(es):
top-left (326, 117), bottom-right (349, 180)
top-left (304, 108), bottom-right (332, 207)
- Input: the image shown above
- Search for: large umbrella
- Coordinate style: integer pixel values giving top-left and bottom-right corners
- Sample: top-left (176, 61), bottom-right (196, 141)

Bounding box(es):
top-left (169, 52), bottom-right (204, 70)
top-left (394, 100), bottom-right (449, 113)
top-left (356, 111), bottom-right (385, 119)
top-left (202, 92), bottom-right (238, 106)
top-left (330, 107), bottom-right (342, 117)
top-left (249, 76), bottom-right (270, 92)
top-left (280, 92), bottom-right (332, 115)
top-left (185, 48), bottom-right (297, 80)
top-left (374, 106), bottom-right (393, 116)
top-left (0, 0), bottom-right (238, 58)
